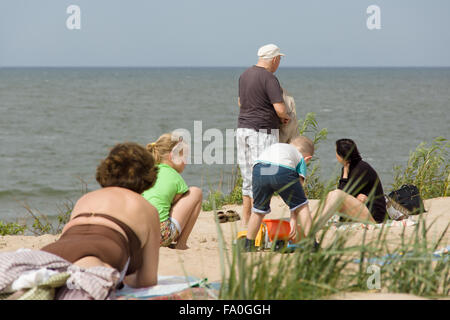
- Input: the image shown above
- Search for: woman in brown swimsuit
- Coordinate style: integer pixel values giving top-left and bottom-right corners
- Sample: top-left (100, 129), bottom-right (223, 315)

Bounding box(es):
top-left (41, 142), bottom-right (161, 298)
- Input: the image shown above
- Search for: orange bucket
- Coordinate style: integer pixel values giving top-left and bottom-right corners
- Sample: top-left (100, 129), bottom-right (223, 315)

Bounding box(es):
top-left (263, 219), bottom-right (291, 241)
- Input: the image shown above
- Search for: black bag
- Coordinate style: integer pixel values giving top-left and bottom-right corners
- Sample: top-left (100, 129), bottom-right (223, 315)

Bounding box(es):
top-left (387, 184), bottom-right (426, 215)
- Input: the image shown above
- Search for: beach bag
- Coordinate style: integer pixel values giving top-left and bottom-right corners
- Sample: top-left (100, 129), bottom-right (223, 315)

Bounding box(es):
top-left (279, 89), bottom-right (299, 143)
top-left (385, 184), bottom-right (425, 219)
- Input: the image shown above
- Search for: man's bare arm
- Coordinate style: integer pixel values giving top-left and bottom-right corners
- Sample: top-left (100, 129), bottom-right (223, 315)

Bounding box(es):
top-left (273, 102), bottom-right (290, 124)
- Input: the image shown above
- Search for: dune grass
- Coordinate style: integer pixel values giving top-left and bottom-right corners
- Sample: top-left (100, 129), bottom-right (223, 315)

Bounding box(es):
top-left (391, 137), bottom-right (449, 199)
top-left (0, 221), bottom-right (27, 236)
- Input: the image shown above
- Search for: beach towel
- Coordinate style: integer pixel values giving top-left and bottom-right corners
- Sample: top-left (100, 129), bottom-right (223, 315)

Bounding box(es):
top-left (0, 248), bottom-right (119, 300)
top-left (279, 89), bottom-right (299, 143)
top-left (328, 216), bottom-right (418, 231)
top-left (115, 275), bottom-right (219, 300)
top-left (10, 272), bottom-right (70, 300)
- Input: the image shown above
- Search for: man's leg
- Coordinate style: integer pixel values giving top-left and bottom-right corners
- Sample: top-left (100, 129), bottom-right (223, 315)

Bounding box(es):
top-left (236, 128), bottom-right (254, 227)
top-left (242, 195), bottom-right (253, 226)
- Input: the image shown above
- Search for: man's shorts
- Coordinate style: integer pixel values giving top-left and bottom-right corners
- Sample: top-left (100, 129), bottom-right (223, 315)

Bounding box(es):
top-left (252, 162), bottom-right (308, 214)
top-left (236, 128), bottom-right (278, 198)
top-left (160, 217), bottom-right (181, 247)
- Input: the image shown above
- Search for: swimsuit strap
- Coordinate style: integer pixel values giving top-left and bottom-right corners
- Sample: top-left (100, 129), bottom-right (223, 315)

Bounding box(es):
top-left (72, 213), bottom-right (143, 274)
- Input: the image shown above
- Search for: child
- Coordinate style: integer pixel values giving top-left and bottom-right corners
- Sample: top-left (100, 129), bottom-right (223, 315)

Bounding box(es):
top-left (244, 135), bottom-right (315, 251)
top-left (142, 133), bottom-right (202, 250)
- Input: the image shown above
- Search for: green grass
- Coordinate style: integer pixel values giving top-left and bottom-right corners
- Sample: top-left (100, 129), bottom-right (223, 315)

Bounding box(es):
top-left (0, 201), bottom-right (73, 237)
top-left (0, 221), bottom-right (26, 236)
top-left (391, 136), bottom-right (449, 199)
top-left (201, 166), bottom-right (243, 211)
top-left (24, 200), bottom-right (73, 235)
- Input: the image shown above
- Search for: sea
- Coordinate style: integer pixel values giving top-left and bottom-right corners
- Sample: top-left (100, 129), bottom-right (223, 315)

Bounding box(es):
top-left (0, 67), bottom-right (449, 223)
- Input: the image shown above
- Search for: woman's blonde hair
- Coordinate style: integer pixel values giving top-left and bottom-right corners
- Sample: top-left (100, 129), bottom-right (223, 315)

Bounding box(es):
top-left (146, 133), bottom-right (182, 164)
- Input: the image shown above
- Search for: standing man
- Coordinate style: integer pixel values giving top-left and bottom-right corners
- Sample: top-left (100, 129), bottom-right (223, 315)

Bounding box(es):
top-left (237, 44), bottom-right (290, 226)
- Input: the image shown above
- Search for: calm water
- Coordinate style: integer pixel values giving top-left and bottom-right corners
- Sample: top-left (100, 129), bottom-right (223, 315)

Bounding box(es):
top-left (0, 67), bottom-right (449, 222)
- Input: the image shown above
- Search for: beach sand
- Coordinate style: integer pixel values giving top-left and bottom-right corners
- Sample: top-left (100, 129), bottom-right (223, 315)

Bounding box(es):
top-left (1, 196), bottom-right (449, 300)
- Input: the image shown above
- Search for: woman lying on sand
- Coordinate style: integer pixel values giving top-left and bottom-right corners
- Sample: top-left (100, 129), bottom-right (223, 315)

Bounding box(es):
top-left (318, 139), bottom-right (387, 224)
top-left (0, 142), bottom-right (161, 299)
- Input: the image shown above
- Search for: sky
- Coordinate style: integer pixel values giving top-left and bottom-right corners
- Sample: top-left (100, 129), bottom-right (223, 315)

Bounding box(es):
top-left (0, 0), bottom-right (449, 67)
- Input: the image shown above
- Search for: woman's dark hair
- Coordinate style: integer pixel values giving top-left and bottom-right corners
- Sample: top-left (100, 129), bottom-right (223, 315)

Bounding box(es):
top-left (336, 139), bottom-right (362, 165)
top-left (96, 142), bottom-right (158, 194)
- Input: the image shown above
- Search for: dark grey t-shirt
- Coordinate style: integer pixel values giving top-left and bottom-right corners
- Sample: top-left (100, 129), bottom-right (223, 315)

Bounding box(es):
top-left (238, 65), bottom-right (284, 131)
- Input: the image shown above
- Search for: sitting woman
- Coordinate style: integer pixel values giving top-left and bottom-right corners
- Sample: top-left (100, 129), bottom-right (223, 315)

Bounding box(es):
top-left (318, 139), bottom-right (387, 224)
top-left (41, 142), bottom-right (161, 298)
top-left (142, 133), bottom-right (202, 250)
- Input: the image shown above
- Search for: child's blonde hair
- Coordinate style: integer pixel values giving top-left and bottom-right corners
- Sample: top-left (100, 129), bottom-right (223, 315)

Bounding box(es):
top-left (290, 135), bottom-right (315, 157)
top-left (146, 133), bottom-right (182, 164)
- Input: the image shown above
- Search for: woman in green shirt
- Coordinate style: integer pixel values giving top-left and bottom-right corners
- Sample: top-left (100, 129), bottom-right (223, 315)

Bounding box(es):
top-left (142, 133), bottom-right (202, 250)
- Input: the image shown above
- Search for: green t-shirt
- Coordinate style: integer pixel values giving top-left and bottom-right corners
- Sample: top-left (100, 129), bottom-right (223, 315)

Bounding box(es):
top-left (142, 163), bottom-right (189, 222)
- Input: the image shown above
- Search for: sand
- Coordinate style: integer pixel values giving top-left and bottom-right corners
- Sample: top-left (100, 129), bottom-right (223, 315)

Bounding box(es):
top-left (1, 196), bottom-right (449, 300)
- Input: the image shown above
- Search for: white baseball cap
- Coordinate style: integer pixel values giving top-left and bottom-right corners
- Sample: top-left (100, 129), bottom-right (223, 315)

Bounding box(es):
top-left (257, 44), bottom-right (285, 59)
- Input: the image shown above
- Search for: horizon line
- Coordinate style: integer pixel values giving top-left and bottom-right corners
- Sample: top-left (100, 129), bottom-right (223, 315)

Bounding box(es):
top-left (1, 65), bottom-right (450, 69)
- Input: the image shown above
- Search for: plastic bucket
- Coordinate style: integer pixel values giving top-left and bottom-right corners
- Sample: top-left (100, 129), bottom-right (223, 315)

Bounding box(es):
top-left (263, 219), bottom-right (291, 241)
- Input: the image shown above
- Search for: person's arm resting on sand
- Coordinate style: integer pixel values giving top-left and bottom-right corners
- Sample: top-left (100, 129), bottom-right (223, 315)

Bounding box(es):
top-left (123, 205), bottom-right (160, 288)
top-left (273, 102), bottom-right (290, 124)
top-left (124, 232), bottom-right (160, 288)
